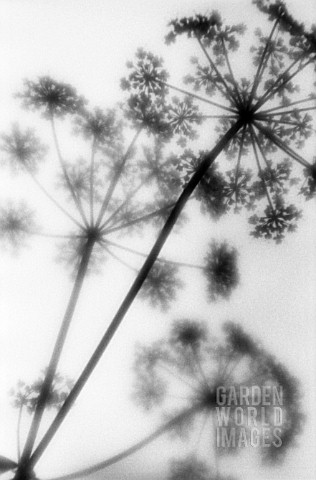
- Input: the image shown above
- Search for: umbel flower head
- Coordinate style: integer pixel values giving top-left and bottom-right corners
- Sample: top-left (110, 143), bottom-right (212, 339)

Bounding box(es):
top-left (9, 369), bottom-right (74, 413)
top-left (123, 1), bottom-right (316, 242)
top-left (16, 76), bottom-right (87, 118)
top-left (133, 319), bottom-right (304, 468)
top-left (0, 201), bottom-right (36, 250)
top-left (0, 123), bottom-right (47, 173)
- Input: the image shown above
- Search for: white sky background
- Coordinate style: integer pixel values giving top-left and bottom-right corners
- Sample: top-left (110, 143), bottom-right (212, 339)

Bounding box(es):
top-left (0, 0), bottom-right (315, 479)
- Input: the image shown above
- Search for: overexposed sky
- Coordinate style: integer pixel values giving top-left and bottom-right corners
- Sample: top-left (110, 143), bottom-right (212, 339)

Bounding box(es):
top-left (0, 1), bottom-right (315, 479)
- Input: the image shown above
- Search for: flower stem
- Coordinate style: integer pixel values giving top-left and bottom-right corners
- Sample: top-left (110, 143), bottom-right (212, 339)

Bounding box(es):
top-left (28, 172), bottom-right (83, 229)
top-left (44, 405), bottom-right (200, 480)
top-left (254, 121), bottom-right (310, 167)
top-left (95, 128), bottom-right (142, 227)
top-left (89, 138), bottom-right (97, 225)
top-left (102, 238), bottom-right (204, 269)
top-left (197, 37), bottom-right (238, 105)
top-left (18, 238), bottom-right (95, 472)
top-left (28, 119), bottom-right (243, 468)
top-left (50, 118), bottom-right (89, 228)
top-left (102, 203), bottom-right (175, 235)
top-left (157, 79), bottom-right (238, 113)
top-left (249, 18), bottom-right (280, 104)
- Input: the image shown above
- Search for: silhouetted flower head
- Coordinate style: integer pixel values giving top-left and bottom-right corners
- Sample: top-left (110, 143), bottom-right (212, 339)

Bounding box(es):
top-left (165, 12), bottom-right (224, 44)
top-left (121, 48), bottom-right (169, 97)
top-left (169, 320), bottom-right (208, 352)
top-left (124, 93), bottom-right (172, 140)
top-left (223, 322), bottom-right (260, 356)
top-left (168, 455), bottom-right (210, 480)
top-left (139, 263), bottom-right (183, 311)
top-left (168, 455), bottom-right (237, 480)
top-left (129, 3), bottom-right (316, 242)
top-left (249, 196), bottom-right (302, 242)
top-left (0, 124), bottom-right (47, 173)
top-left (16, 76), bottom-right (87, 118)
top-left (203, 241), bottom-right (239, 301)
top-left (133, 320), bottom-right (304, 467)
top-left (10, 370), bottom-right (74, 413)
top-left (73, 107), bottom-right (122, 145)
top-left (0, 202), bottom-right (36, 250)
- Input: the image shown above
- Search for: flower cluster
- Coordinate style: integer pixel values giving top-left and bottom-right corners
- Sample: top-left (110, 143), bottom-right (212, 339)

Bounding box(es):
top-left (16, 76), bottom-right (87, 118)
top-left (10, 370), bottom-right (74, 414)
top-left (0, 124), bottom-right (47, 173)
top-left (133, 319), bottom-right (304, 465)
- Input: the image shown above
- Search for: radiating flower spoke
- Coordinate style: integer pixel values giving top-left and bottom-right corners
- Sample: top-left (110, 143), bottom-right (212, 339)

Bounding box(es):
top-left (254, 121), bottom-right (311, 167)
top-left (249, 18), bottom-right (280, 103)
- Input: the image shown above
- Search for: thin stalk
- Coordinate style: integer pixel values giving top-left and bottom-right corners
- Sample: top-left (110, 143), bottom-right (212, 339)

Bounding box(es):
top-left (17, 404), bottom-right (24, 461)
top-left (221, 37), bottom-right (243, 105)
top-left (251, 129), bottom-right (282, 191)
top-left (30, 232), bottom-right (85, 239)
top-left (200, 114), bottom-right (238, 119)
top-left (95, 128), bottom-right (142, 227)
top-left (259, 96), bottom-right (316, 114)
top-left (157, 79), bottom-right (238, 114)
top-left (233, 125), bottom-right (247, 205)
top-left (29, 119), bottom-right (243, 467)
top-left (102, 203), bottom-right (175, 235)
top-left (249, 18), bottom-right (280, 103)
top-left (193, 410), bottom-right (209, 452)
top-left (50, 118), bottom-right (89, 228)
top-left (254, 121), bottom-right (310, 168)
top-left (197, 37), bottom-right (238, 105)
top-left (44, 405), bottom-right (200, 480)
top-left (101, 243), bottom-right (138, 272)
top-left (256, 117), bottom-right (307, 127)
top-left (28, 172), bottom-right (83, 229)
top-left (254, 57), bottom-right (313, 111)
top-left (19, 239), bottom-right (95, 471)
top-left (102, 238), bottom-right (204, 269)
top-left (89, 138), bottom-right (97, 225)
top-left (158, 362), bottom-right (201, 392)
top-left (249, 126), bottom-right (274, 210)
top-left (99, 173), bottom-right (153, 230)
top-left (191, 351), bottom-right (209, 388)
top-left (259, 106), bottom-right (316, 116)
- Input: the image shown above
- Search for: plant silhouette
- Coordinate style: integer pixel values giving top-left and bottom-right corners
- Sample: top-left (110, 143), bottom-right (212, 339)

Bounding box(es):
top-left (0, 0), bottom-right (314, 479)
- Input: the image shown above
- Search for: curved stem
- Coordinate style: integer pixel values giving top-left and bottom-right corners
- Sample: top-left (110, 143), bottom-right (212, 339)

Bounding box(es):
top-left (29, 119), bottom-right (243, 468)
top-left (249, 18), bottom-right (280, 104)
top-left (254, 57), bottom-right (313, 111)
top-left (102, 203), bottom-right (175, 235)
top-left (249, 126), bottom-right (274, 210)
top-left (100, 243), bottom-right (138, 272)
top-left (89, 138), bottom-right (97, 225)
top-left (254, 121), bottom-right (311, 168)
top-left (30, 232), bottom-right (85, 239)
top-left (256, 117), bottom-right (307, 127)
top-left (50, 118), bottom-right (89, 228)
top-left (221, 37), bottom-right (242, 105)
top-left (102, 238), bottom-right (204, 269)
top-left (259, 96), bottom-right (316, 114)
top-left (28, 172), bottom-right (83, 229)
top-left (17, 404), bottom-right (24, 461)
top-left (18, 239), bottom-right (95, 470)
top-left (197, 37), bottom-right (238, 105)
top-left (259, 106), bottom-right (316, 117)
top-left (99, 173), bottom-right (153, 230)
top-left (44, 406), bottom-right (200, 480)
top-left (157, 79), bottom-right (238, 114)
top-left (95, 128), bottom-right (142, 227)
top-left (233, 125), bottom-right (247, 205)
